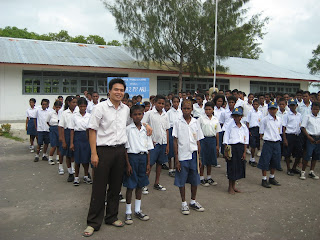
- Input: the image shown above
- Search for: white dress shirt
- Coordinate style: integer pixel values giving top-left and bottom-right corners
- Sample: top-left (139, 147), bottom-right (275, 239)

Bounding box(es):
top-left (142, 108), bottom-right (170, 144)
top-left (258, 104), bottom-right (268, 117)
top-left (47, 111), bottom-right (59, 126)
top-left (172, 117), bottom-right (204, 161)
top-left (36, 108), bottom-right (51, 132)
top-left (297, 101), bottom-right (311, 120)
top-left (167, 107), bottom-right (182, 128)
top-left (87, 102), bottom-right (98, 114)
top-left (223, 120), bottom-right (249, 145)
top-left (276, 109), bottom-right (287, 121)
top-left (247, 109), bottom-right (263, 128)
top-left (235, 98), bottom-right (245, 108)
top-left (198, 115), bottom-right (222, 137)
top-left (192, 103), bottom-right (205, 118)
top-left (282, 111), bottom-right (302, 135)
top-left (301, 113), bottom-right (320, 136)
top-left (88, 99), bottom-right (130, 146)
top-left (259, 114), bottom-right (282, 141)
top-left (125, 123), bottom-right (154, 153)
top-left (70, 112), bottom-right (91, 131)
top-left (214, 106), bottom-right (225, 123)
top-left (26, 107), bottom-right (38, 119)
top-left (58, 108), bottom-right (79, 129)
top-left (220, 108), bottom-right (233, 131)
top-left (243, 101), bottom-right (253, 122)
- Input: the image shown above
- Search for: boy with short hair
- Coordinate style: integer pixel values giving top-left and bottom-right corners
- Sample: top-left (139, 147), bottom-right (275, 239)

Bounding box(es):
top-left (258, 102), bottom-right (282, 188)
top-left (258, 94), bottom-right (268, 117)
top-left (282, 99), bottom-right (302, 176)
top-left (300, 102), bottom-right (320, 180)
top-left (173, 99), bottom-right (204, 215)
top-left (124, 105), bottom-right (154, 225)
top-left (142, 95), bottom-right (170, 191)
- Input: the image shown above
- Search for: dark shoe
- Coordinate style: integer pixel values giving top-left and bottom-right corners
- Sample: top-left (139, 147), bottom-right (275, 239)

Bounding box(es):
top-left (207, 178), bottom-right (218, 186)
top-left (276, 167), bottom-right (283, 171)
top-left (42, 156), bottom-right (48, 161)
top-left (249, 161), bottom-right (257, 167)
top-left (124, 214), bottom-right (133, 225)
top-left (200, 179), bottom-right (209, 187)
top-left (67, 174), bottom-right (74, 182)
top-left (168, 171), bottom-right (175, 177)
top-left (34, 156), bottom-right (39, 162)
top-left (161, 164), bottom-right (169, 170)
top-left (291, 168), bottom-right (301, 174)
top-left (119, 194), bottom-right (126, 203)
top-left (153, 184), bottom-right (166, 191)
top-left (134, 211), bottom-right (150, 221)
top-left (269, 177), bottom-right (281, 186)
top-left (261, 179), bottom-right (271, 188)
top-left (189, 202), bottom-right (204, 212)
top-left (287, 170), bottom-right (294, 176)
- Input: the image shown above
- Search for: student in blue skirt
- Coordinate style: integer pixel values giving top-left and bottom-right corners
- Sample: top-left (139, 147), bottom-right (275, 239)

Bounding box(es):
top-left (26, 98), bottom-right (38, 153)
top-left (223, 107), bottom-right (249, 194)
top-left (70, 97), bottom-right (92, 186)
top-left (198, 101), bottom-right (221, 186)
top-left (58, 96), bottom-right (78, 182)
top-left (123, 105), bottom-right (154, 225)
top-left (47, 100), bottom-right (62, 165)
top-left (173, 99), bottom-right (205, 215)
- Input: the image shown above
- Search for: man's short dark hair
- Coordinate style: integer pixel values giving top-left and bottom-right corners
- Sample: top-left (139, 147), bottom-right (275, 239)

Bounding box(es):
top-left (154, 95), bottom-right (166, 102)
top-left (109, 78), bottom-right (126, 91)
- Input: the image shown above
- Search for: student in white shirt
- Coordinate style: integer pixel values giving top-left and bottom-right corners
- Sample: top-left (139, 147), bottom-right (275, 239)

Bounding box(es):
top-left (70, 97), bottom-right (92, 186)
top-left (198, 102), bottom-right (221, 186)
top-left (173, 99), bottom-right (205, 215)
top-left (167, 96), bottom-right (182, 177)
top-left (87, 91), bottom-right (99, 113)
top-left (258, 94), bottom-right (268, 117)
top-left (223, 107), bottom-right (249, 195)
top-left (58, 96), bottom-right (78, 180)
top-left (282, 99), bottom-right (303, 176)
top-left (26, 98), bottom-right (38, 152)
top-left (47, 100), bottom-right (62, 165)
top-left (300, 102), bottom-right (320, 180)
top-left (213, 95), bottom-right (226, 158)
top-left (142, 95), bottom-right (170, 191)
top-left (192, 94), bottom-right (205, 119)
top-left (257, 102), bottom-right (282, 188)
top-left (221, 96), bottom-right (237, 131)
top-left (123, 105), bottom-right (154, 225)
top-left (297, 91), bottom-right (311, 120)
top-left (243, 93), bottom-right (254, 124)
top-left (34, 99), bottom-right (51, 162)
top-left (246, 99), bottom-right (263, 167)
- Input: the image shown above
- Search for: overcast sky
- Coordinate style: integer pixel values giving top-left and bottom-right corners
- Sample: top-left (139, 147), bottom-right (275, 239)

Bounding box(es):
top-left (1, 0), bottom-right (319, 75)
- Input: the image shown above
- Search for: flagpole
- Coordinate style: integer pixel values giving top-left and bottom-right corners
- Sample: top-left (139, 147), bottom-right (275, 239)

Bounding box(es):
top-left (213, 0), bottom-right (218, 91)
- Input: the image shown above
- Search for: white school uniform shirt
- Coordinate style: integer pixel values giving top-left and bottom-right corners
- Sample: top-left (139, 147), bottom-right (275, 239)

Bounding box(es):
top-left (192, 103), bottom-right (205, 118)
top-left (58, 108), bottom-right (79, 129)
top-left (235, 98), bottom-right (244, 108)
top-left (167, 107), bottom-right (182, 128)
top-left (282, 110), bottom-right (302, 135)
top-left (35, 108), bottom-right (51, 132)
top-left (47, 110), bottom-right (59, 126)
top-left (258, 104), bottom-right (268, 117)
top-left (125, 123), bottom-right (154, 153)
top-left (214, 106), bottom-right (225, 124)
top-left (142, 108), bottom-right (170, 144)
top-left (172, 117), bottom-right (204, 161)
top-left (26, 107), bottom-right (38, 119)
top-left (70, 112), bottom-right (91, 131)
top-left (297, 101), bottom-right (311, 120)
top-left (223, 120), bottom-right (249, 145)
top-left (276, 109), bottom-right (287, 121)
top-left (297, 99), bottom-right (303, 106)
top-left (220, 108), bottom-right (233, 131)
top-left (301, 113), bottom-right (320, 136)
top-left (87, 102), bottom-right (98, 114)
top-left (198, 115), bottom-right (222, 137)
top-left (247, 109), bottom-right (263, 128)
top-left (259, 114), bottom-right (282, 142)
top-left (88, 99), bottom-right (131, 146)
top-left (243, 101), bottom-right (253, 123)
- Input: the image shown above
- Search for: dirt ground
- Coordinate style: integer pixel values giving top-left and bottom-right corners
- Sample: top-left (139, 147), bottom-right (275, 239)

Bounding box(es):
top-left (1, 130), bottom-right (320, 240)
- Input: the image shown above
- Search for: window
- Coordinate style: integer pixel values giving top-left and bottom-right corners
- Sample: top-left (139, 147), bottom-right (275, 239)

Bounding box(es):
top-left (22, 71), bottom-right (128, 95)
top-left (250, 81), bottom-right (300, 94)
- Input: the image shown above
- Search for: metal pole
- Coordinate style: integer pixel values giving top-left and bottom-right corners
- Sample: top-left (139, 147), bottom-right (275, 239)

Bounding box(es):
top-left (213, 0), bottom-right (218, 91)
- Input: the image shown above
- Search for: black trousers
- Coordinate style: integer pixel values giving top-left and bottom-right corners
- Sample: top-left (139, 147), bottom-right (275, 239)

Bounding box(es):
top-left (87, 145), bottom-right (126, 230)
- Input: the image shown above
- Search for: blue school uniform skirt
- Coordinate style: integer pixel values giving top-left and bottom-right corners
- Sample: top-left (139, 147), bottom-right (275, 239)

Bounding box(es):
top-left (59, 128), bottom-right (73, 158)
top-left (123, 153), bottom-right (149, 189)
top-left (200, 136), bottom-right (217, 166)
top-left (249, 127), bottom-right (260, 149)
top-left (74, 131), bottom-right (91, 164)
top-left (168, 127), bottom-right (174, 159)
top-left (27, 118), bottom-right (37, 136)
top-left (174, 152), bottom-right (200, 187)
top-left (49, 125), bottom-right (59, 147)
top-left (227, 144), bottom-right (246, 181)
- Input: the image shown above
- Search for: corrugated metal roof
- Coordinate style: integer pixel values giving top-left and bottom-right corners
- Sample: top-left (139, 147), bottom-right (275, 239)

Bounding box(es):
top-left (0, 37), bottom-right (319, 81)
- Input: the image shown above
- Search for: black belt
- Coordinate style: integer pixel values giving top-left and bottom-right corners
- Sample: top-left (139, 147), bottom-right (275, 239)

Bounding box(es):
top-left (106, 144), bottom-right (125, 148)
top-left (310, 135), bottom-right (320, 138)
top-left (129, 152), bottom-right (147, 155)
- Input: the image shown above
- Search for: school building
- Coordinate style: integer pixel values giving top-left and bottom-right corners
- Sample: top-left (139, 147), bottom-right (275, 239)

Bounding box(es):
top-left (1, 36), bottom-right (319, 121)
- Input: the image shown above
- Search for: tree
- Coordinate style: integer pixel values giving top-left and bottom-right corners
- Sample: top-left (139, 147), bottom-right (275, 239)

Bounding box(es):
top-left (107, 40), bottom-right (122, 46)
top-left (307, 44), bottom-right (320, 75)
top-left (70, 35), bottom-right (87, 44)
top-left (104, 0), bottom-right (268, 92)
top-left (87, 35), bottom-right (107, 45)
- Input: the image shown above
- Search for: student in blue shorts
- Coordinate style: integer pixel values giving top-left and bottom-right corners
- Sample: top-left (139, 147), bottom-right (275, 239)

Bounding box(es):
top-left (173, 99), bottom-right (205, 215)
top-left (123, 105), bottom-right (154, 225)
top-left (258, 102), bottom-right (282, 188)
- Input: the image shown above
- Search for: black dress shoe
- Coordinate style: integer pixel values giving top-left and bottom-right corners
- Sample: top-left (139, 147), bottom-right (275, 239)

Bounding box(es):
top-left (269, 177), bottom-right (281, 186)
top-left (261, 179), bottom-right (271, 188)
top-left (67, 174), bottom-right (74, 182)
top-left (291, 168), bottom-right (301, 174)
top-left (161, 164), bottom-right (169, 170)
top-left (276, 167), bottom-right (283, 171)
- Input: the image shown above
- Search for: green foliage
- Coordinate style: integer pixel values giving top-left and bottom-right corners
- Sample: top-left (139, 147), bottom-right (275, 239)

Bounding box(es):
top-left (0, 26), bottom-right (120, 46)
top-left (0, 123), bottom-right (11, 133)
top-left (307, 44), bottom-right (320, 75)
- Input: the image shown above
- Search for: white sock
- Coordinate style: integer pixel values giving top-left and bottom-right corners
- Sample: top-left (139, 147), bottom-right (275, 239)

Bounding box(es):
top-left (200, 176), bottom-right (204, 180)
top-left (135, 199), bottom-right (141, 213)
top-left (269, 174), bottom-right (275, 179)
top-left (59, 164), bottom-right (63, 170)
top-left (309, 170), bottom-right (314, 174)
top-left (42, 153), bottom-right (46, 157)
top-left (207, 175), bottom-right (212, 180)
top-left (250, 158), bottom-right (255, 162)
top-left (126, 204), bottom-right (132, 214)
top-left (181, 201), bottom-right (187, 207)
top-left (71, 162), bottom-right (75, 169)
top-left (68, 167), bottom-right (73, 174)
top-left (35, 154), bottom-right (39, 157)
top-left (169, 169), bottom-right (174, 172)
top-left (190, 199), bottom-right (196, 205)
top-left (56, 155), bottom-right (59, 160)
top-left (262, 176), bottom-right (267, 180)
top-left (74, 176), bottom-right (79, 180)
top-left (49, 156), bottom-right (53, 161)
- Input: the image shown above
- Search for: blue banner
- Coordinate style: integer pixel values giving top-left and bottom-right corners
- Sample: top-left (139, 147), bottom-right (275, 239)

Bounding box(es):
top-left (107, 77), bottom-right (150, 99)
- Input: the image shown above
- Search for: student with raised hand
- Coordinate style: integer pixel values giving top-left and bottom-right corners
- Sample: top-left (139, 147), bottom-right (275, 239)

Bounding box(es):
top-left (26, 98), bottom-right (38, 153)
